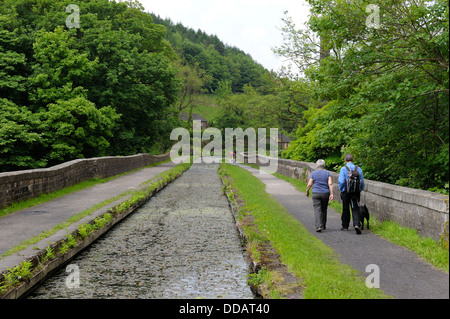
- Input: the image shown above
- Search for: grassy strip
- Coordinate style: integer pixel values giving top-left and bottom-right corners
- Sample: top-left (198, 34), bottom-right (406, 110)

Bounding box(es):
top-left (0, 162), bottom-right (191, 296)
top-left (221, 170), bottom-right (286, 298)
top-left (247, 268), bottom-right (286, 299)
top-left (220, 163), bottom-right (390, 299)
top-left (270, 170), bottom-right (449, 273)
top-left (370, 219), bottom-right (449, 272)
top-left (0, 159), bottom-right (171, 219)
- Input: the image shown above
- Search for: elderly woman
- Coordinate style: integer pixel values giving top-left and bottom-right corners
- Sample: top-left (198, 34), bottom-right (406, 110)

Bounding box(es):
top-left (306, 159), bottom-right (334, 232)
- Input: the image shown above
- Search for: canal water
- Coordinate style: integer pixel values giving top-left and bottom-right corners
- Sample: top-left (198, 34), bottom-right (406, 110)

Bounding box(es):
top-left (27, 163), bottom-right (254, 299)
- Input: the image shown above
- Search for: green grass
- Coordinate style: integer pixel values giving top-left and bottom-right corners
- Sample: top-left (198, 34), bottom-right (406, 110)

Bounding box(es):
top-left (370, 219), bottom-right (449, 272)
top-left (220, 163), bottom-right (390, 299)
top-left (270, 168), bottom-right (449, 273)
top-left (191, 94), bottom-right (220, 122)
top-left (247, 268), bottom-right (284, 299)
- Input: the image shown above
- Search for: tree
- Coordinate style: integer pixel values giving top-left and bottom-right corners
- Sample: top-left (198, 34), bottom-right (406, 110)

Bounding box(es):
top-left (274, 11), bottom-right (322, 74)
top-left (274, 69), bottom-right (322, 133)
top-left (40, 97), bottom-right (119, 164)
top-left (28, 26), bottom-right (98, 108)
top-left (0, 98), bottom-right (45, 171)
top-left (0, 0), bottom-right (183, 170)
top-left (175, 59), bottom-right (212, 120)
top-left (214, 85), bottom-right (282, 131)
top-left (152, 14), bottom-right (274, 93)
top-left (0, 13), bottom-right (27, 105)
top-left (277, 0), bottom-right (449, 190)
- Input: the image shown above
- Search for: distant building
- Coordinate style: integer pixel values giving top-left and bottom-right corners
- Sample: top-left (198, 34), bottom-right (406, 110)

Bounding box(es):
top-left (179, 113), bottom-right (208, 130)
top-left (259, 134), bottom-right (291, 150)
top-left (278, 134), bottom-right (291, 150)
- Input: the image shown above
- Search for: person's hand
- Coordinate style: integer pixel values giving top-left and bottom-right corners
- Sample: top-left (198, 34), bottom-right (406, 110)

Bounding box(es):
top-left (306, 191), bottom-right (310, 198)
top-left (329, 194), bottom-right (334, 202)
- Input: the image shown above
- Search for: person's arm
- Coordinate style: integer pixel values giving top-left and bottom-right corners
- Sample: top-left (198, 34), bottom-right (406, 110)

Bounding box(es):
top-left (338, 167), bottom-right (346, 193)
top-left (359, 167), bottom-right (365, 191)
top-left (306, 178), bottom-right (314, 198)
top-left (328, 176), bottom-right (334, 201)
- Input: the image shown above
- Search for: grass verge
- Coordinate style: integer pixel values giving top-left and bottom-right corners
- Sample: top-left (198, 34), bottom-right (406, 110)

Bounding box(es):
top-left (219, 163), bottom-right (390, 299)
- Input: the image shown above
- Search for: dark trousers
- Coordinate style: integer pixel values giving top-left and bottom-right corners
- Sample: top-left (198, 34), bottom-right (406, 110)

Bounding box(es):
top-left (312, 193), bottom-right (330, 229)
top-left (341, 192), bottom-right (361, 229)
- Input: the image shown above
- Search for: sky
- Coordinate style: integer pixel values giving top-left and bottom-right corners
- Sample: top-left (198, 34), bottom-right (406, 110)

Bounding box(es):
top-left (137, 0), bottom-right (311, 71)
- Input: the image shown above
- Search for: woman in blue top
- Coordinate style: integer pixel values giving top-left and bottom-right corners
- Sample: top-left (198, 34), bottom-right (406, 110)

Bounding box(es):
top-left (306, 159), bottom-right (334, 232)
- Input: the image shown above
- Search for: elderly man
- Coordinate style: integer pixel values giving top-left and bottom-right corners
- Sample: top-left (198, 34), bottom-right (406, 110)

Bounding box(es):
top-left (338, 154), bottom-right (365, 234)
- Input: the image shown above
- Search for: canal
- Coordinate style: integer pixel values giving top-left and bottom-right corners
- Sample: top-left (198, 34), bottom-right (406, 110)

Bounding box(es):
top-left (27, 163), bottom-right (254, 299)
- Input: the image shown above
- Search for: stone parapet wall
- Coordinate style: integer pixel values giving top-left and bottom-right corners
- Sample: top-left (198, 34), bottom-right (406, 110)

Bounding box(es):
top-left (0, 154), bottom-right (169, 210)
top-left (247, 155), bottom-right (449, 242)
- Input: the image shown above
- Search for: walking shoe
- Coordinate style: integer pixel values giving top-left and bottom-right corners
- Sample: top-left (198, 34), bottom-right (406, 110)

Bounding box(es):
top-left (316, 227), bottom-right (323, 233)
top-left (341, 227), bottom-right (348, 231)
top-left (355, 226), bottom-right (362, 235)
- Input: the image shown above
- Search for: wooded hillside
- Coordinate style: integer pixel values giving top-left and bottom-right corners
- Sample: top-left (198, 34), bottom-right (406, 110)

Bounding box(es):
top-left (1, 0), bottom-right (181, 171)
top-left (151, 14), bottom-right (274, 94)
top-left (0, 0), bottom-right (447, 193)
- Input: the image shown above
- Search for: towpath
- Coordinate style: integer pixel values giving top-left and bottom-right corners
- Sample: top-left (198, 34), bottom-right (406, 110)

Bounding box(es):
top-left (237, 164), bottom-right (449, 299)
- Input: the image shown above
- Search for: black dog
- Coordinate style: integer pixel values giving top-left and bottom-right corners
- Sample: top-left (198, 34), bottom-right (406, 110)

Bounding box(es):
top-left (359, 205), bottom-right (370, 230)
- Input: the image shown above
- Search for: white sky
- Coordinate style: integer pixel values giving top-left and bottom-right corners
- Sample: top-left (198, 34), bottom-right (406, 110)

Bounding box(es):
top-left (137, 0), bottom-right (311, 71)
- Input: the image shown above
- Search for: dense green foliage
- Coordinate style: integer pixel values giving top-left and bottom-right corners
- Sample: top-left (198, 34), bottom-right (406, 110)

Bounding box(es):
top-left (1, 0), bottom-right (448, 193)
top-left (151, 15), bottom-right (284, 132)
top-left (0, 0), bottom-right (180, 171)
top-left (212, 75), bottom-right (320, 142)
top-left (151, 14), bottom-right (306, 139)
top-left (278, 0), bottom-right (449, 192)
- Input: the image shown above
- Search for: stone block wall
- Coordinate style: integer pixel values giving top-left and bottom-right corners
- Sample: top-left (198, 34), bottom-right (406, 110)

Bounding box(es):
top-left (0, 154), bottom-right (169, 210)
top-left (247, 155), bottom-right (449, 242)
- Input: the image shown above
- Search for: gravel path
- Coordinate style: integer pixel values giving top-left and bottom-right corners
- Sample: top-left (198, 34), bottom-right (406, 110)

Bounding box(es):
top-left (28, 163), bottom-right (253, 299)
